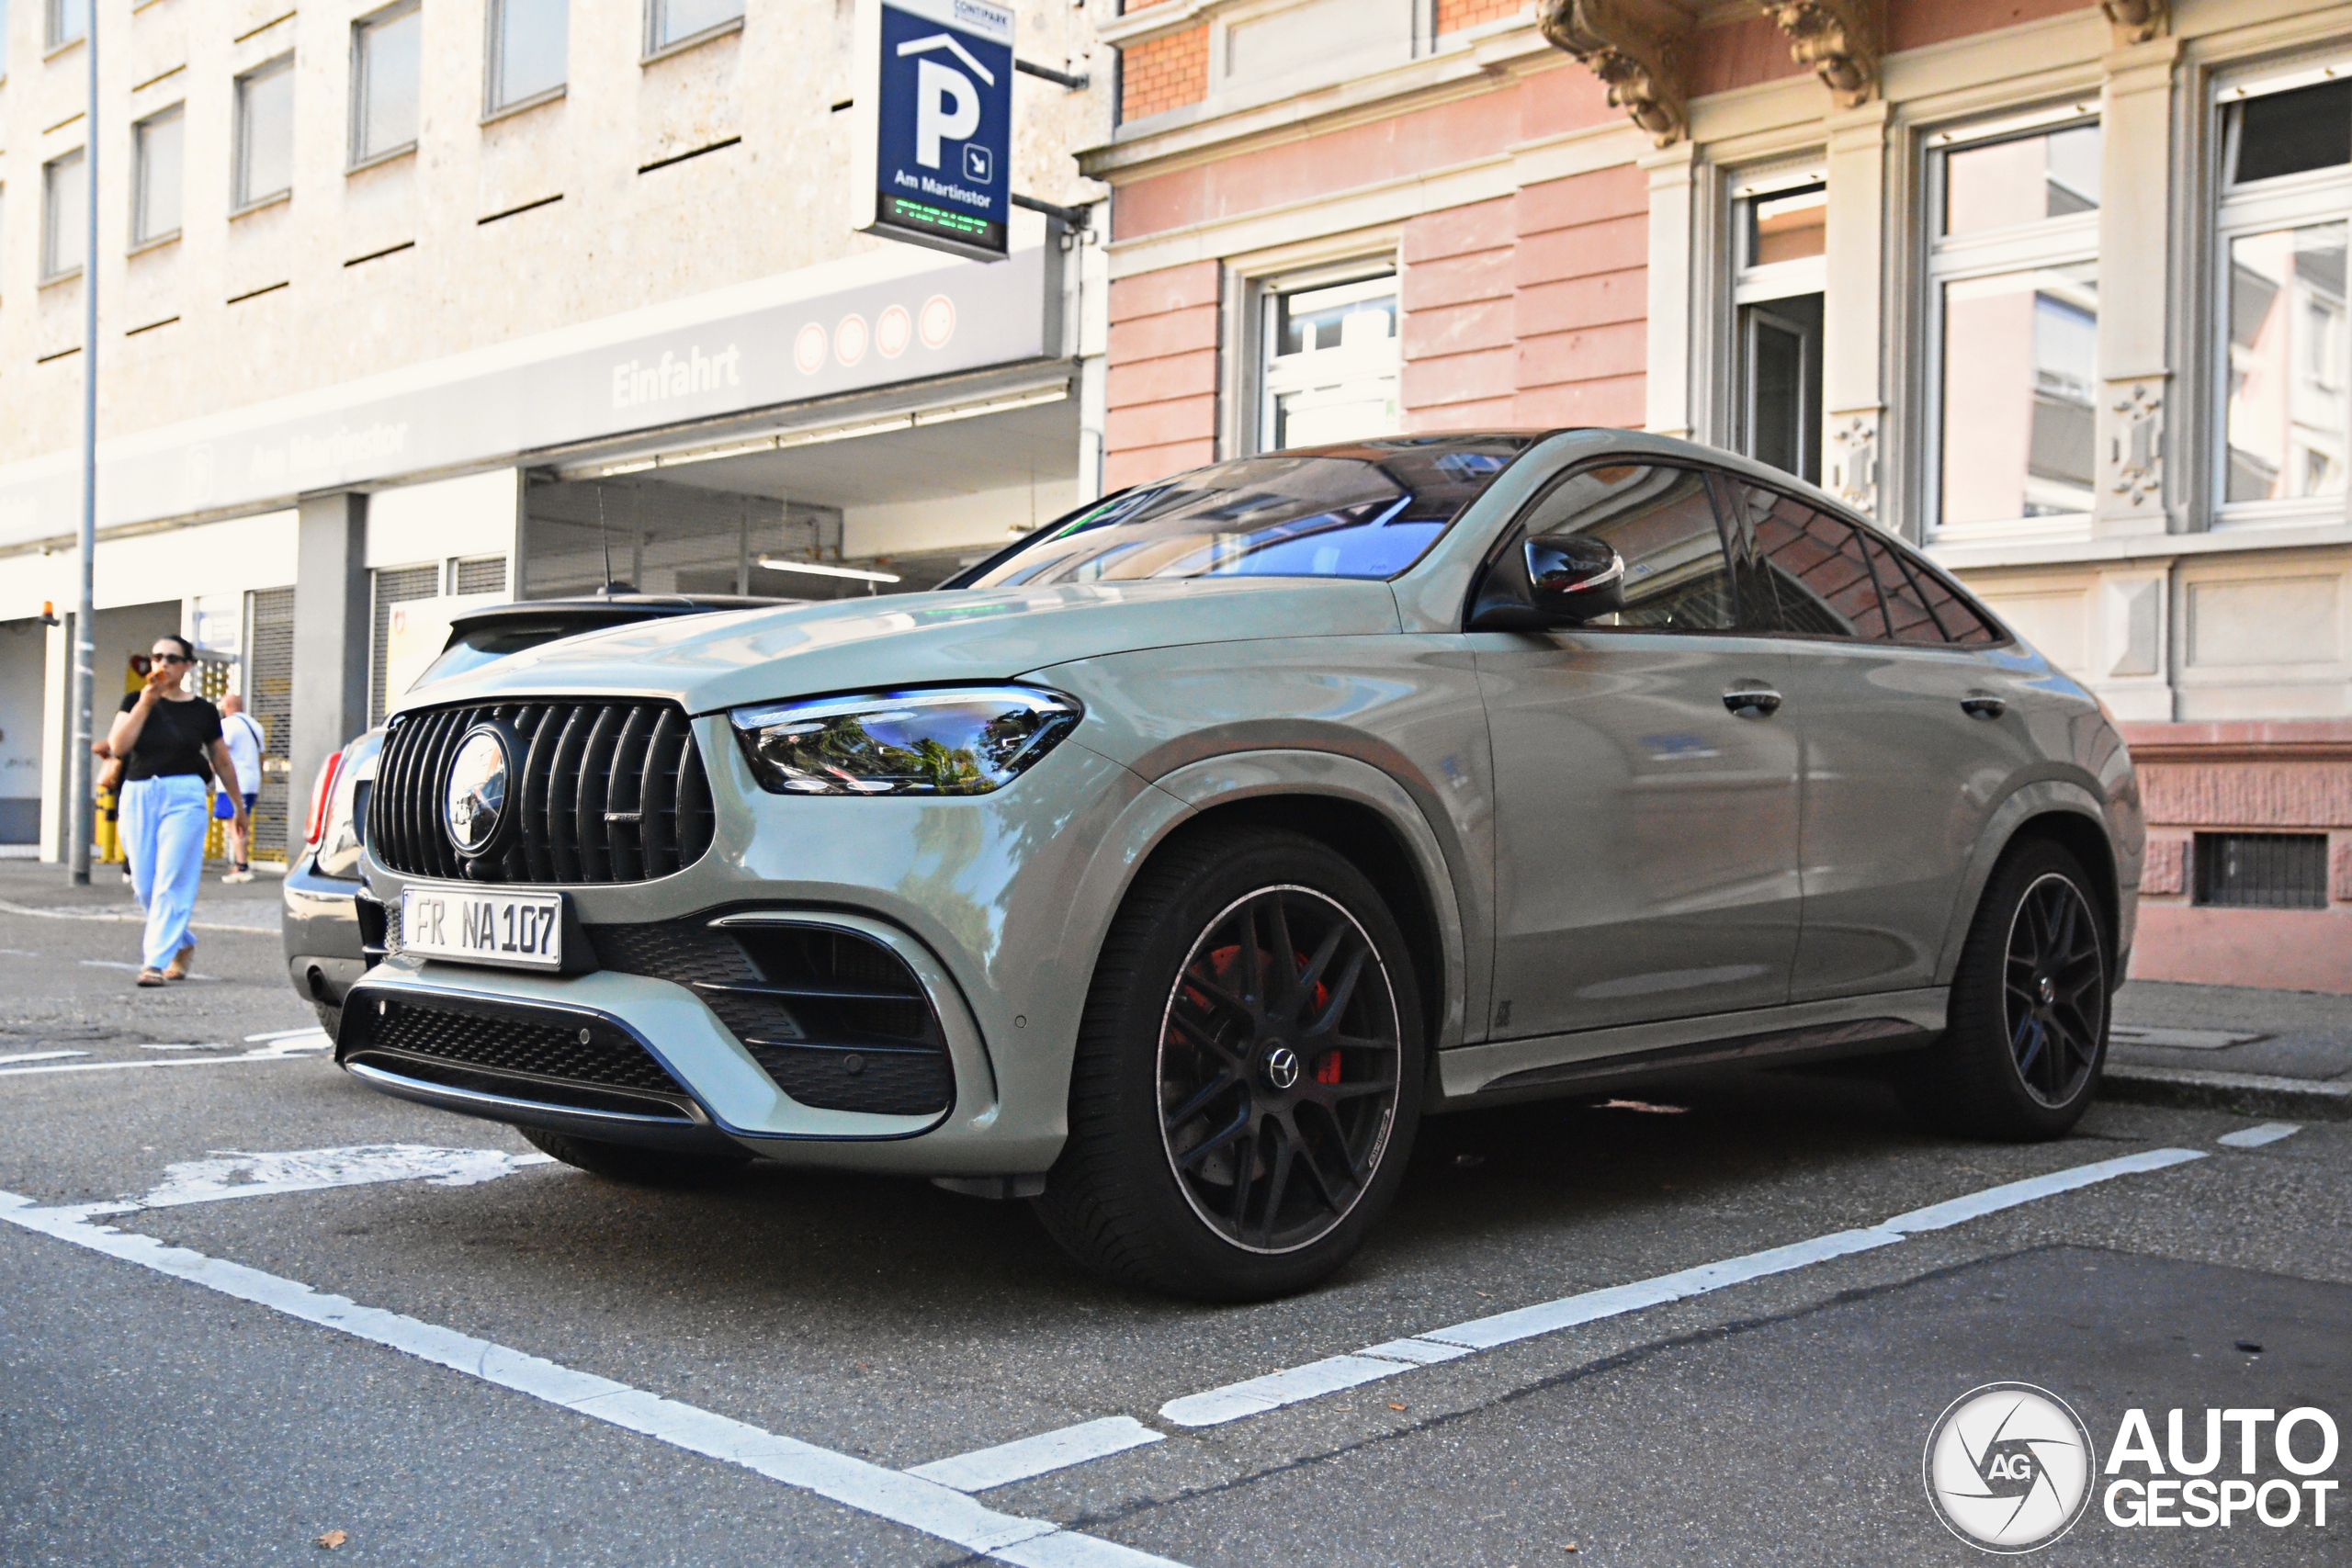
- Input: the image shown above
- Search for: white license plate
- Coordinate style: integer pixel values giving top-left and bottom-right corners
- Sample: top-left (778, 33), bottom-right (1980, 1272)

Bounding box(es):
top-left (400, 886), bottom-right (563, 972)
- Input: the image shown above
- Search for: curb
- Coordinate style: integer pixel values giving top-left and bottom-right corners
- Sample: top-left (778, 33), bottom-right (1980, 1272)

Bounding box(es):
top-left (2101, 1064), bottom-right (2352, 1122)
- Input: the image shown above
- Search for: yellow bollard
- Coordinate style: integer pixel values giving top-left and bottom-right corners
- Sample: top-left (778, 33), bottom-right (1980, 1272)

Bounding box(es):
top-left (96, 787), bottom-right (123, 863)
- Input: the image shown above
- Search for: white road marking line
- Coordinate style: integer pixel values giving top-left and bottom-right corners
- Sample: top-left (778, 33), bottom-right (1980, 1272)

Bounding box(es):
top-left (0, 897), bottom-right (275, 936)
top-left (59, 1145), bottom-right (557, 1219)
top-left (2217, 1122), bottom-right (2302, 1149)
top-left (0, 1193), bottom-right (1187, 1568)
top-left (0, 1050), bottom-right (89, 1066)
top-left (1158, 1146), bottom-right (2209, 1429)
top-left (1872, 1147), bottom-right (2205, 1233)
top-left (139, 1043), bottom-right (237, 1051)
top-left (909, 1417), bottom-right (1165, 1494)
top-left (0, 1036), bottom-right (333, 1077)
top-left (0, 947), bottom-right (40, 956)
top-left (246, 1026), bottom-right (332, 1043)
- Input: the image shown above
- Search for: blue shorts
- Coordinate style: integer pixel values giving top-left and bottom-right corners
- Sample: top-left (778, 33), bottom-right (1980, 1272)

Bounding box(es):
top-left (212, 791), bottom-right (259, 821)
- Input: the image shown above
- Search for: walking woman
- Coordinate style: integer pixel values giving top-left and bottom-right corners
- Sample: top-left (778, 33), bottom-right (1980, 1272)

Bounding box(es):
top-left (107, 636), bottom-right (246, 987)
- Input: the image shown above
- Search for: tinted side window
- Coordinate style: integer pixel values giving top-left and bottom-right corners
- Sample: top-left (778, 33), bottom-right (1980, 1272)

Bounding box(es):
top-left (1515, 464), bottom-right (1736, 631)
top-left (1737, 486), bottom-right (1887, 637)
top-left (1731, 482), bottom-right (2002, 646)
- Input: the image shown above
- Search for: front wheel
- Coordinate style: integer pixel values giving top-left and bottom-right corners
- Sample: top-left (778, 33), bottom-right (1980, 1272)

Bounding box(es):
top-left (1904, 839), bottom-right (2110, 1141)
top-left (1034, 827), bottom-right (1424, 1301)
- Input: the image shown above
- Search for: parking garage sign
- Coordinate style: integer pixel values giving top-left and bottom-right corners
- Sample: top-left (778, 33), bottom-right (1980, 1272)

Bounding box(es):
top-left (852, 0), bottom-right (1014, 263)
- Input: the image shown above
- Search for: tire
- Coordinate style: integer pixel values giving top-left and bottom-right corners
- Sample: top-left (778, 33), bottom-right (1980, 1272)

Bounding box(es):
top-left (1034, 826), bottom-right (1425, 1301)
top-left (1902, 839), bottom-right (2110, 1141)
top-left (311, 998), bottom-right (344, 1038)
top-left (515, 1124), bottom-right (752, 1187)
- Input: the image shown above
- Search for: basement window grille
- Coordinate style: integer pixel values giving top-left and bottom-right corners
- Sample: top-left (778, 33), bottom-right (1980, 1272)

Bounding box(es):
top-left (2193, 832), bottom-right (2327, 909)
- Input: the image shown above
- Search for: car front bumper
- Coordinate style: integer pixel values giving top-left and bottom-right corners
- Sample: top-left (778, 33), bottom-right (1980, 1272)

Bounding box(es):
top-left (345, 722), bottom-right (1180, 1173)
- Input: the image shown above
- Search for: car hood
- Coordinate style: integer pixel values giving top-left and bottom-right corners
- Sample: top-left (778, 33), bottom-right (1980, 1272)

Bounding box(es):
top-left (392, 577), bottom-right (1405, 716)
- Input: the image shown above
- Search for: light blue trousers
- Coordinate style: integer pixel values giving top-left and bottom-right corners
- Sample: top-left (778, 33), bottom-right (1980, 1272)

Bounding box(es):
top-left (119, 774), bottom-right (209, 969)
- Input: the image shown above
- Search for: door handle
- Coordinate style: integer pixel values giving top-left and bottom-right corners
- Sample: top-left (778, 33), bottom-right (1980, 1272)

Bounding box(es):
top-left (1723, 685), bottom-right (1782, 717)
top-left (1961, 694), bottom-right (2007, 720)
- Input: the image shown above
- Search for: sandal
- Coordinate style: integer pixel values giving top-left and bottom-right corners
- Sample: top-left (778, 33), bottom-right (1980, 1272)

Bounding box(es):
top-left (164, 944), bottom-right (195, 981)
top-left (135, 968), bottom-right (168, 987)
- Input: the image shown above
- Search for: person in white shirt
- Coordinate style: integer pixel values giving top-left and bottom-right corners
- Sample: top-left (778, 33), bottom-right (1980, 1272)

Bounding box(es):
top-left (219, 694), bottom-right (266, 884)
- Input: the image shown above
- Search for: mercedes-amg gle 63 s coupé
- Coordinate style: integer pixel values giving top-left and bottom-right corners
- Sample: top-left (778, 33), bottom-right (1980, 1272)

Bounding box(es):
top-left (340, 431), bottom-right (2141, 1301)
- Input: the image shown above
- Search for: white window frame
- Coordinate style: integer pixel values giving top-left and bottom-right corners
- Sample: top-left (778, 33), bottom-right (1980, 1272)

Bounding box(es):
top-left (45, 0), bottom-right (84, 51)
top-left (234, 54), bottom-right (297, 212)
top-left (1251, 260), bottom-right (1402, 456)
top-left (1920, 104), bottom-right (2104, 543)
top-left (484, 0), bottom-right (567, 118)
top-left (350, 0), bottom-right (424, 170)
top-left (1726, 160), bottom-right (1829, 481)
top-left (131, 103), bottom-right (186, 248)
top-left (2209, 59), bottom-right (2352, 530)
top-left (40, 148), bottom-right (84, 282)
top-left (642, 0), bottom-right (742, 63)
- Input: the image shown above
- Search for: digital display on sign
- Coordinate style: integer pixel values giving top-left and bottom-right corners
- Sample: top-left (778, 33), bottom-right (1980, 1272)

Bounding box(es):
top-left (851, 0), bottom-right (1014, 263)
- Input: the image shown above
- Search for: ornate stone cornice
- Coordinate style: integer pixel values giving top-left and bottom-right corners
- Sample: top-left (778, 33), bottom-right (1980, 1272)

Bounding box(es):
top-left (1761, 1), bottom-right (1881, 110)
top-left (2098, 0), bottom-right (2168, 46)
top-left (1535, 0), bottom-right (1689, 148)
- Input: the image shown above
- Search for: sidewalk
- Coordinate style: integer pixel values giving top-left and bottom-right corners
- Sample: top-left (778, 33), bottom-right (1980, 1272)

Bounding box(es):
top-left (0, 857), bottom-right (285, 935)
top-left (2105, 979), bottom-right (2352, 1121)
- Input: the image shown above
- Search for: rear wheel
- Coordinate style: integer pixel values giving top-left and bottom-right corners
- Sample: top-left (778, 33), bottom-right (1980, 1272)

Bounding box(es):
top-left (515, 1125), bottom-right (752, 1187)
top-left (1034, 827), bottom-right (1424, 1301)
top-left (1904, 839), bottom-right (2109, 1140)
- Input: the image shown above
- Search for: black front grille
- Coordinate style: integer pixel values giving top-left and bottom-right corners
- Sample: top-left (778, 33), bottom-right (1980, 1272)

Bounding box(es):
top-left (345, 994), bottom-right (695, 1120)
top-left (595, 917), bottom-right (955, 1118)
top-left (368, 699), bottom-right (715, 885)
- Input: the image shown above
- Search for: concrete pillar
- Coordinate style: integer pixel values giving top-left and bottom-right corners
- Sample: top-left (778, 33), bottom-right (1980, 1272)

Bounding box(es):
top-left (289, 492), bottom-right (369, 862)
top-left (1642, 141), bottom-right (1699, 442)
top-left (2094, 35), bottom-right (2179, 543)
top-left (1821, 99), bottom-right (1890, 527)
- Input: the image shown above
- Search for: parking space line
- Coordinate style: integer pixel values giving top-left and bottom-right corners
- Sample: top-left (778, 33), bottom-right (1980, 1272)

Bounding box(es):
top-left (2217, 1122), bottom-right (2302, 1148)
top-left (0, 1192), bottom-right (1190, 1568)
top-left (0, 1038), bottom-right (331, 1077)
top-left (910, 1416), bottom-right (1165, 1494)
top-left (0, 1049), bottom-right (89, 1066)
top-left (1158, 1146), bottom-right (2207, 1429)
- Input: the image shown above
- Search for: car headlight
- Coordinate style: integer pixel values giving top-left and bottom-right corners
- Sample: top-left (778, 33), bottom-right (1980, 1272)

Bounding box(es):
top-left (729, 685), bottom-right (1083, 796)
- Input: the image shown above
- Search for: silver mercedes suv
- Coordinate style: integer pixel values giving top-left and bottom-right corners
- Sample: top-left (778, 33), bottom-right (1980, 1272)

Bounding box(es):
top-left (341, 431), bottom-right (2142, 1300)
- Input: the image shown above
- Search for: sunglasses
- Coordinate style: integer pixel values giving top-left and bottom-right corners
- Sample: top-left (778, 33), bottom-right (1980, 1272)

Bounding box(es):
top-left (152, 653), bottom-right (192, 664)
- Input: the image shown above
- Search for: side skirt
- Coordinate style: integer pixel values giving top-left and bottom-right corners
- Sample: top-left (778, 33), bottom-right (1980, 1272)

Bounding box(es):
top-left (1429, 987), bottom-right (1948, 1110)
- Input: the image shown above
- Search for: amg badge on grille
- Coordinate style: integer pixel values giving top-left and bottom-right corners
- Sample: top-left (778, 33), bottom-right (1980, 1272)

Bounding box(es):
top-left (445, 725), bottom-right (517, 857)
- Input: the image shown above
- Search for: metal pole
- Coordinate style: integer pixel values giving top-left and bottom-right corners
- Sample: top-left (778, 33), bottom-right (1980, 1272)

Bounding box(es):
top-left (66, 1), bottom-right (98, 885)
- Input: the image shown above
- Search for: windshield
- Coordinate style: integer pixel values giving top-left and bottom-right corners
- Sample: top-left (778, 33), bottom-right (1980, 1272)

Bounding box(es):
top-left (959, 436), bottom-right (1537, 590)
top-left (412, 617), bottom-right (632, 688)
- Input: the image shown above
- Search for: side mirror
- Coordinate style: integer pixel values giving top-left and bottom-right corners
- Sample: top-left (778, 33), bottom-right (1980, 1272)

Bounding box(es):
top-left (1525, 535), bottom-right (1625, 622)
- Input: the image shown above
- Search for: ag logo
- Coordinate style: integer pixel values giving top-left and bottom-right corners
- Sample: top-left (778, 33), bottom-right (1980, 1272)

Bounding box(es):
top-left (1924, 1382), bottom-right (2096, 1553)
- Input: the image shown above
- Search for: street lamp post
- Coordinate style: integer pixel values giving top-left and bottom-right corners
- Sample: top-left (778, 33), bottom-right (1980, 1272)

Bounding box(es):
top-left (66, 0), bottom-right (98, 886)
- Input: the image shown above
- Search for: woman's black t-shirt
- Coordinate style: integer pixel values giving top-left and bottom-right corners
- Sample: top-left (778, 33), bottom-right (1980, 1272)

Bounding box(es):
top-left (117, 693), bottom-right (223, 784)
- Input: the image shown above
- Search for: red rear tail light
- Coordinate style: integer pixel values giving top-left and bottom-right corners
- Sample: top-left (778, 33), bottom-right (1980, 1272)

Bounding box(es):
top-left (304, 749), bottom-right (346, 846)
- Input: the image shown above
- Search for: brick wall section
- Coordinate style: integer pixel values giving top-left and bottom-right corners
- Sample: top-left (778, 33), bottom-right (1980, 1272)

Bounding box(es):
top-left (1120, 23), bottom-right (1210, 121)
top-left (1105, 261), bottom-right (1221, 491)
top-left (1436, 0), bottom-right (1526, 33)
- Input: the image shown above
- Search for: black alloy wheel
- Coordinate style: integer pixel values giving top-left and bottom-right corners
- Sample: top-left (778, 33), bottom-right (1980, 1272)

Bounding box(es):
top-left (1157, 884), bottom-right (1404, 1255)
top-left (1036, 826), bottom-right (1425, 1300)
top-left (2002, 872), bottom-right (2106, 1109)
top-left (1901, 837), bottom-right (2109, 1141)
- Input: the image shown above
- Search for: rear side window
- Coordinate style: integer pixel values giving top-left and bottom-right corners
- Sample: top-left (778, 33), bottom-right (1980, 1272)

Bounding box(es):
top-left (1511, 464), bottom-right (1737, 631)
top-left (1732, 482), bottom-right (1999, 645)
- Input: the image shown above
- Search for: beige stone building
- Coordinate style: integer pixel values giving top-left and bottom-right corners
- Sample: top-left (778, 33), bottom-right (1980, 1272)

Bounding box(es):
top-left (0, 0), bottom-right (1114, 860)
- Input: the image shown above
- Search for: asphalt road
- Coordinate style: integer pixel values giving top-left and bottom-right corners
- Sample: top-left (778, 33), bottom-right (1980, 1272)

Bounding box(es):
top-left (2, 866), bottom-right (2346, 1566)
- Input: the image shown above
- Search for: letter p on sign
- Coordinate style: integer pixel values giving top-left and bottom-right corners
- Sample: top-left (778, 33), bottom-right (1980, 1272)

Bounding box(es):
top-left (915, 59), bottom-right (978, 169)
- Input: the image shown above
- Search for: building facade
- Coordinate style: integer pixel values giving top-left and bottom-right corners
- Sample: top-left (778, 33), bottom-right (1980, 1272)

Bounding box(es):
top-left (1084, 0), bottom-right (2352, 991)
top-left (0, 0), bottom-right (1114, 863)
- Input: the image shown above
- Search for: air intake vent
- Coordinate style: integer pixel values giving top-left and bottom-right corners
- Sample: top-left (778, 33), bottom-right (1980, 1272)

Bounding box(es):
top-left (368, 700), bottom-right (715, 885)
